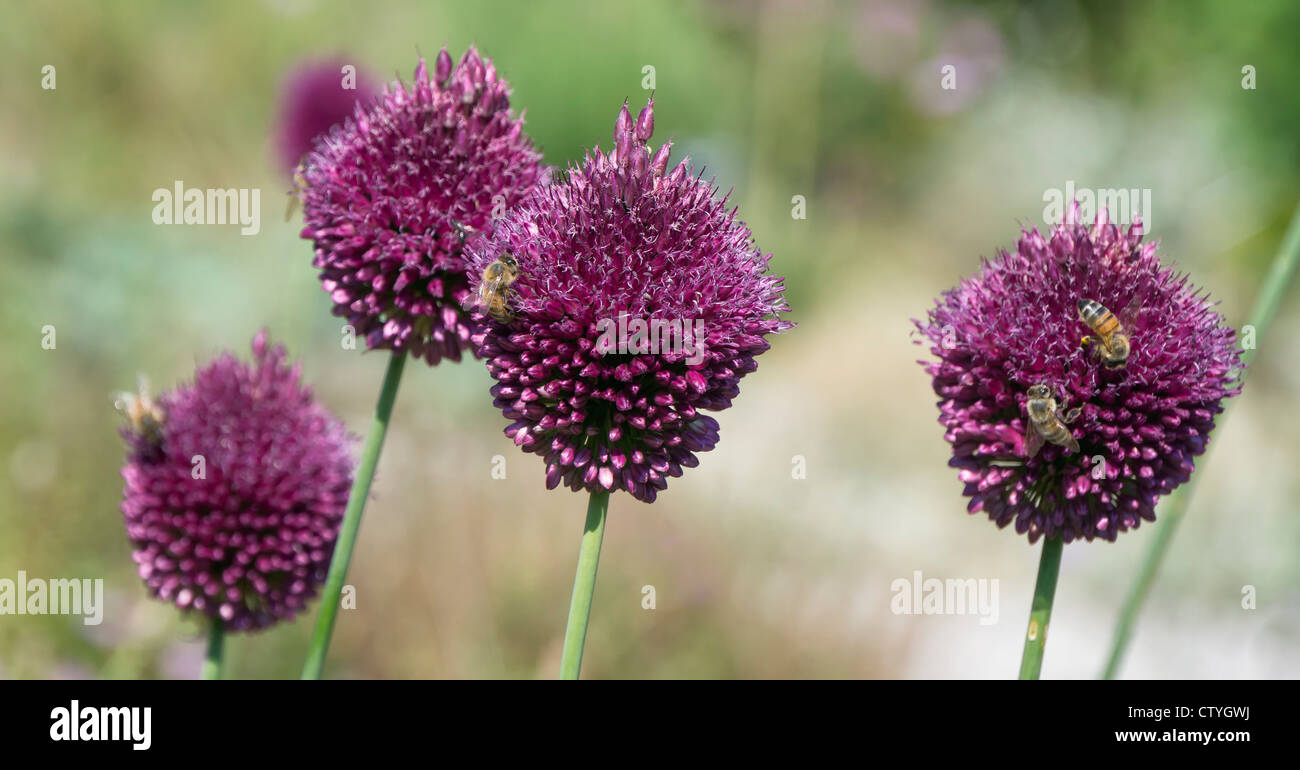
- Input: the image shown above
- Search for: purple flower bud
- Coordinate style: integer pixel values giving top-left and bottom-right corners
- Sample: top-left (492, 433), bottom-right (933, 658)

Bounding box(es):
top-left (614, 100), bottom-right (632, 145)
top-left (119, 332), bottom-right (356, 631)
top-left (615, 129), bottom-right (632, 166)
top-left (435, 48), bottom-right (453, 86)
top-left (467, 101), bottom-right (793, 503)
top-left (635, 99), bottom-right (654, 142)
top-left (273, 58), bottom-right (378, 172)
top-left (299, 51), bottom-right (544, 365)
top-left (650, 141), bottom-right (673, 176)
top-left (462, 46), bottom-right (484, 83)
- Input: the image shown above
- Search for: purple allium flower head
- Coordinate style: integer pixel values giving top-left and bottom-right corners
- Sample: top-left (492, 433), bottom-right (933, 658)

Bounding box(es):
top-left (273, 58), bottom-right (379, 172)
top-left (299, 48), bottom-right (545, 365)
top-left (915, 203), bottom-right (1242, 543)
top-left (119, 331), bottom-right (355, 631)
top-left (467, 99), bottom-right (793, 503)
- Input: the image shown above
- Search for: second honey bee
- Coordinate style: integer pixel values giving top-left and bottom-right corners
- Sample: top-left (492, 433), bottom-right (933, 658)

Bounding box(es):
top-left (284, 164), bottom-right (308, 222)
top-left (1024, 383), bottom-right (1081, 458)
top-left (478, 253), bottom-right (521, 324)
top-left (1077, 296), bottom-right (1140, 369)
top-left (114, 375), bottom-right (166, 446)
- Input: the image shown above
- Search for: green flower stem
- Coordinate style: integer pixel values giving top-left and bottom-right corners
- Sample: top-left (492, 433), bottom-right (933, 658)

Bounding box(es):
top-left (1018, 536), bottom-right (1063, 680)
top-left (1101, 200), bottom-right (1300, 679)
top-left (201, 618), bottom-right (224, 680)
top-left (559, 490), bottom-right (610, 680)
top-left (301, 351), bottom-right (407, 680)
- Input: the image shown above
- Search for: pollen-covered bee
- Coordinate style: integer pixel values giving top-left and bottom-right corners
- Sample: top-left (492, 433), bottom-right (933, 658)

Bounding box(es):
top-left (1024, 383), bottom-right (1081, 457)
top-left (114, 375), bottom-right (166, 446)
top-left (477, 253), bottom-right (521, 324)
top-left (1078, 296), bottom-right (1141, 369)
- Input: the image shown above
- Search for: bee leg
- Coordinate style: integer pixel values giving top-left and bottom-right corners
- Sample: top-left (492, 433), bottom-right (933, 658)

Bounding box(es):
top-left (1063, 406), bottom-right (1082, 423)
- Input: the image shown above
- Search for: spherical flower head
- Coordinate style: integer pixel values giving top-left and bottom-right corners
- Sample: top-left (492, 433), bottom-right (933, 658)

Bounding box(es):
top-left (467, 99), bottom-right (793, 503)
top-left (119, 331), bottom-right (355, 631)
top-left (273, 57), bottom-right (379, 172)
top-left (915, 203), bottom-right (1243, 543)
top-left (299, 47), bottom-right (545, 365)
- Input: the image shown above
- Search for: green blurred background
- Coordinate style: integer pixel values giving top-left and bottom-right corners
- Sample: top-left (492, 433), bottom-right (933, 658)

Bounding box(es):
top-left (2, 0), bottom-right (1297, 679)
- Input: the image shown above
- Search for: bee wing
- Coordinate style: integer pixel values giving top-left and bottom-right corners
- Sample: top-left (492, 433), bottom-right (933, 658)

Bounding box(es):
top-left (459, 287), bottom-right (484, 313)
top-left (1024, 420), bottom-right (1045, 458)
top-left (1063, 431), bottom-right (1080, 454)
top-left (285, 162), bottom-right (309, 222)
top-left (1117, 294), bottom-right (1143, 329)
top-left (461, 273), bottom-right (502, 312)
top-left (284, 191), bottom-right (300, 223)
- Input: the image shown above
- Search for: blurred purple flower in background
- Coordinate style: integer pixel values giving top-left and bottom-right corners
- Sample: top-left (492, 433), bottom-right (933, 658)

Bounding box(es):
top-left (851, 1), bottom-right (1005, 111)
top-left (468, 100), bottom-right (792, 503)
top-left (273, 57), bottom-right (379, 172)
top-left (299, 48), bottom-right (545, 365)
top-left (119, 331), bottom-right (355, 631)
top-left (908, 13), bottom-right (1005, 116)
top-left (916, 204), bottom-right (1242, 543)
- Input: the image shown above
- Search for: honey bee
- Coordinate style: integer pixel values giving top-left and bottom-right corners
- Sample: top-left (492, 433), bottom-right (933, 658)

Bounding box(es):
top-left (284, 164), bottom-right (308, 222)
top-left (1078, 296), bottom-right (1141, 369)
top-left (451, 220), bottom-right (478, 249)
top-left (1024, 383), bottom-right (1081, 458)
top-left (114, 375), bottom-right (166, 446)
top-left (478, 253), bottom-right (521, 324)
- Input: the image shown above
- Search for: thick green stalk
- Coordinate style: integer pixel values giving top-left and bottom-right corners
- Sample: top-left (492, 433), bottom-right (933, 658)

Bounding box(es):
top-left (1019, 536), bottom-right (1063, 680)
top-left (301, 351), bottom-right (407, 680)
top-left (559, 490), bottom-right (610, 680)
top-left (201, 618), bottom-right (224, 680)
top-left (1102, 201), bottom-right (1300, 679)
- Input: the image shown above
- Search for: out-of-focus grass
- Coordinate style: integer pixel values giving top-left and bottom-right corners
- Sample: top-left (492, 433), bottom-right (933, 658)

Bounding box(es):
top-left (2, 0), bottom-right (1299, 679)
